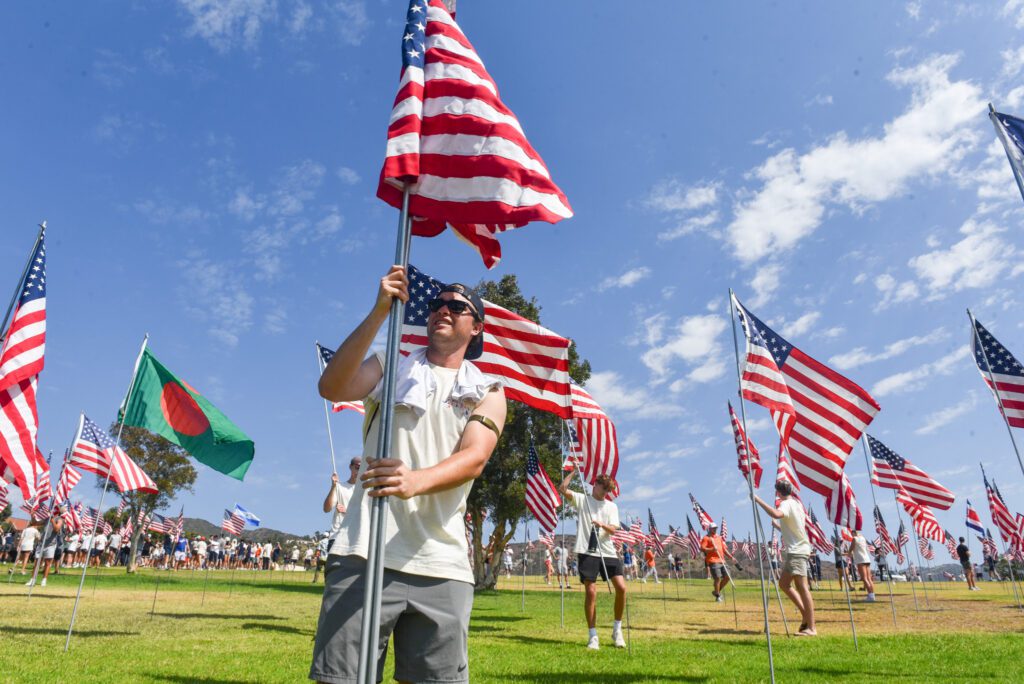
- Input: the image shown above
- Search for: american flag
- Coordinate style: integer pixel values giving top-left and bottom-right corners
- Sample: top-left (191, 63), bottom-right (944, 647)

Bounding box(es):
top-left (989, 107), bottom-right (1024, 206)
top-left (896, 489), bottom-right (944, 542)
top-left (742, 535), bottom-right (754, 560)
top-left (918, 538), bottom-right (935, 561)
top-left (720, 517), bottom-right (729, 541)
top-left (966, 499), bottom-right (985, 535)
top-left (221, 509), bottom-right (246, 535)
top-left (867, 435), bottom-right (953, 510)
top-left (942, 530), bottom-right (959, 560)
top-left (648, 509), bottom-right (665, 555)
top-left (806, 507), bottom-right (834, 554)
top-left (70, 415), bottom-right (157, 494)
top-left (116, 498), bottom-right (127, 516)
top-left (34, 463), bottom-right (52, 513)
top-left (612, 522), bottom-right (638, 547)
top-left (732, 294), bottom-right (878, 529)
top-left (524, 442), bottom-right (560, 533)
top-left (0, 227), bottom-right (47, 500)
top-left (896, 520), bottom-right (910, 551)
top-left (569, 383), bottom-right (619, 487)
top-left (0, 477), bottom-right (7, 512)
top-left (775, 446), bottom-right (802, 505)
top-left (661, 524), bottom-right (684, 549)
top-left (79, 505), bottom-right (102, 531)
top-left (873, 506), bottom-right (898, 554)
top-left (401, 265), bottom-right (573, 417)
top-left (729, 401), bottom-right (762, 488)
top-left (689, 493), bottom-right (714, 530)
top-left (971, 316), bottom-right (1024, 427)
top-left (982, 528), bottom-right (1000, 558)
top-left (984, 472), bottom-right (1022, 549)
top-left (377, 0), bottom-right (572, 269)
top-left (685, 516), bottom-right (701, 559)
top-left (629, 518), bottom-right (644, 546)
top-left (147, 513), bottom-right (173, 535)
top-left (315, 344), bottom-right (366, 414)
top-left (538, 530), bottom-right (555, 550)
top-left (63, 501), bottom-right (82, 533)
top-left (173, 507), bottom-right (185, 538)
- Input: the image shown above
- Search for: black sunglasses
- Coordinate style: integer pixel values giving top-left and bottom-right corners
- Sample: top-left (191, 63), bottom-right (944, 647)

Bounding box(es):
top-left (427, 298), bottom-right (478, 319)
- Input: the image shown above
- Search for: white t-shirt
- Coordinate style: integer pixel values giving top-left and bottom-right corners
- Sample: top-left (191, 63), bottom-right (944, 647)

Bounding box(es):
top-left (330, 352), bottom-right (499, 585)
top-left (93, 534), bottom-right (108, 551)
top-left (196, 540), bottom-right (208, 556)
top-left (554, 546), bottom-right (568, 568)
top-left (329, 481), bottom-right (355, 536)
top-left (567, 490), bottom-right (619, 559)
top-left (109, 534), bottom-right (122, 550)
top-left (81, 535), bottom-right (93, 551)
top-left (777, 498), bottom-right (811, 556)
top-left (503, 549), bottom-right (514, 566)
top-left (262, 543), bottom-right (272, 557)
top-left (210, 538), bottom-right (222, 553)
top-left (19, 527), bottom-right (40, 551)
top-left (851, 534), bottom-right (872, 565)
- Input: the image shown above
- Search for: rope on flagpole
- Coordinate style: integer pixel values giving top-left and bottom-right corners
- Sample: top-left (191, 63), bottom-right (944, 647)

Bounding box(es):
top-left (860, 437), bottom-right (898, 629)
top-left (357, 186), bottom-right (413, 684)
top-left (968, 309), bottom-right (1024, 481)
top-left (727, 290), bottom-right (776, 684)
top-left (66, 333), bottom-right (149, 652)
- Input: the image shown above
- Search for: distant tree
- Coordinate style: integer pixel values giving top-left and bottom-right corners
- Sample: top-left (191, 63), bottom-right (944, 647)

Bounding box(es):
top-left (98, 424), bottom-right (198, 572)
top-left (0, 503), bottom-right (10, 526)
top-left (467, 274), bottom-right (590, 590)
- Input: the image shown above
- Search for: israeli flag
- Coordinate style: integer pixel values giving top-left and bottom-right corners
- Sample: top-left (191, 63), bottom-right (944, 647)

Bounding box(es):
top-left (233, 504), bottom-right (261, 527)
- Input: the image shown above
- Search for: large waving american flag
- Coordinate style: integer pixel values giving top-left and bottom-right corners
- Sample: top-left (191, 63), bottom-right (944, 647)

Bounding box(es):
top-left (806, 507), bottom-right (834, 554)
top-left (70, 415), bottom-right (158, 495)
top-left (873, 506), bottom-right (898, 554)
top-left (971, 316), bottom-right (1024, 428)
top-left (983, 470), bottom-right (1022, 550)
top-left (377, 0), bottom-right (572, 269)
top-left (0, 227), bottom-right (47, 500)
top-left (525, 442), bottom-right (561, 533)
top-left (401, 265), bottom-right (572, 417)
top-left (221, 509), bottom-right (246, 536)
top-left (867, 435), bottom-right (954, 510)
top-left (568, 383), bottom-right (619, 486)
top-left (685, 517), bottom-right (702, 559)
top-left (689, 493), bottom-right (714, 530)
top-left (647, 509), bottom-right (665, 555)
top-left (728, 401), bottom-right (762, 488)
top-left (896, 488), bottom-right (944, 543)
top-left (316, 344), bottom-right (367, 415)
top-left (732, 294), bottom-right (878, 529)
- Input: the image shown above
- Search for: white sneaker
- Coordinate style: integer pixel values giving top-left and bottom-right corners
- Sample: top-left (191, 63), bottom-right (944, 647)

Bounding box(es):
top-left (865, 593), bottom-right (876, 602)
top-left (586, 635), bottom-right (600, 650)
top-left (716, 595), bottom-right (724, 603)
top-left (40, 578), bottom-right (46, 587)
top-left (25, 578), bottom-right (34, 587)
top-left (612, 627), bottom-right (626, 648)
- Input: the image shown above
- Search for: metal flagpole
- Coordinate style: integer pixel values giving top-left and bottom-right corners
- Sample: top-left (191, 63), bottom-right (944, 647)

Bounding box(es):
top-left (755, 516), bottom-right (791, 637)
top-left (997, 537), bottom-right (1024, 610)
top-left (315, 342), bottom-right (340, 476)
top-left (969, 309), bottom-right (1024, 480)
top-left (521, 522), bottom-right (527, 611)
top-left (357, 186), bottom-right (413, 684)
top-left (832, 525), bottom-right (859, 650)
top-left (860, 437), bottom-right (898, 628)
top-left (721, 560), bottom-right (740, 629)
top-left (65, 334), bottom-right (149, 652)
top-left (150, 571), bottom-right (162, 621)
top-left (727, 290), bottom-right (775, 683)
top-left (0, 221), bottom-right (44, 345)
top-left (899, 491), bottom-right (932, 610)
top-left (27, 447), bottom-right (66, 598)
top-left (988, 104), bottom-right (1024, 211)
top-left (559, 507), bottom-right (565, 629)
top-left (891, 499), bottom-right (920, 613)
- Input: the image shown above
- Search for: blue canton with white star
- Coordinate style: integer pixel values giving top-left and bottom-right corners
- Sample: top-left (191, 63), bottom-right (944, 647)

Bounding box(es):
top-left (401, 0), bottom-right (429, 70)
top-left (735, 301), bottom-right (794, 366)
top-left (996, 112), bottom-right (1024, 160)
top-left (526, 443), bottom-right (544, 477)
top-left (318, 343), bottom-right (334, 365)
top-left (972, 319), bottom-right (1024, 377)
top-left (867, 434), bottom-right (905, 471)
top-left (405, 265), bottom-right (445, 326)
top-left (81, 416), bottom-right (115, 451)
top-left (20, 230), bottom-right (46, 306)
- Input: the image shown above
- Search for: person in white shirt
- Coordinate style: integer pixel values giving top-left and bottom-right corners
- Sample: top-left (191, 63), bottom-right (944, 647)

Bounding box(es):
top-left (553, 544), bottom-right (571, 589)
top-left (322, 459), bottom-right (361, 552)
top-left (558, 464), bottom-right (627, 650)
top-left (756, 481), bottom-right (816, 636)
top-left (90, 533), bottom-right (108, 568)
top-left (503, 547), bottom-right (514, 577)
top-left (850, 530), bottom-right (875, 602)
top-left (195, 538), bottom-right (208, 569)
top-left (65, 532), bottom-right (81, 568)
top-left (262, 542), bottom-right (272, 570)
top-left (107, 532), bottom-right (122, 567)
top-left (16, 524), bottom-right (41, 574)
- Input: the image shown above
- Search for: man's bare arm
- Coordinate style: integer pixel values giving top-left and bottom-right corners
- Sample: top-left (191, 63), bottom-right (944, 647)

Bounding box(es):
top-left (322, 474), bottom-right (339, 513)
top-left (362, 388), bottom-right (508, 499)
top-left (318, 266), bottom-right (407, 403)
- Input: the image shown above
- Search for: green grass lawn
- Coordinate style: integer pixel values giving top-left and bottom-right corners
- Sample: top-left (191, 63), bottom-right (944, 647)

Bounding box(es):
top-left (0, 566), bottom-right (1021, 682)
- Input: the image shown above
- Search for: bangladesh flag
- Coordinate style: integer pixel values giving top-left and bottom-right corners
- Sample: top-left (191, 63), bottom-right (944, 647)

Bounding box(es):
top-left (122, 349), bottom-right (254, 480)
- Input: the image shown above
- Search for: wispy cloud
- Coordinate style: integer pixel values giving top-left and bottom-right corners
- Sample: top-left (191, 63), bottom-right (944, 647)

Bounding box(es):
top-left (178, 254), bottom-right (254, 347)
top-left (915, 391), bottom-right (978, 434)
top-left (871, 346), bottom-right (970, 397)
top-left (830, 327), bottom-right (948, 370)
top-left (909, 218), bottom-right (1024, 297)
top-left (584, 371), bottom-right (684, 420)
top-left (639, 314), bottom-right (727, 389)
top-left (178, 0), bottom-right (277, 52)
top-left (598, 266), bottom-right (651, 291)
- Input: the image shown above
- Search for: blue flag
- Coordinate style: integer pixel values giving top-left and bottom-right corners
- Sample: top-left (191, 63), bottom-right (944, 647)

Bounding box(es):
top-left (990, 105), bottom-right (1024, 205)
top-left (233, 504), bottom-right (261, 527)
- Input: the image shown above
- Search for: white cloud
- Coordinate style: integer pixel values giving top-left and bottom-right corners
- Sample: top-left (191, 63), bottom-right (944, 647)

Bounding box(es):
top-left (778, 311), bottom-right (821, 338)
top-left (619, 481), bottom-right (686, 504)
top-left (178, 0), bottom-right (277, 52)
top-left (263, 302), bottom-right (288, 334)
top-left (871, 346), bottom-right (970, 397)
top-left (229, 189), bottom-right (263, 220)
top-left (726, 54), bottom-right (981, 263)
top-left (806, 94), bottom-right (833, 107)
top-left (134, 199), bottom-right (209, 225)
top-left (1002, 46), bottom-right (1024, 78)
top-left (906, 1), bottom-right (922, 19)
top-left (1004, 0), bottom-right (1024, 29)
top-left (748, 263), bottom-right (782, 308)
top-left (915, 392), bottom-right (978, 435)
top-left (598, 267), bottom-right (651, 291)
top-left (909, 218), bottom-right (1024, 296)
top-left (337, 166), bottom-right (361, 185)
top-left (640, 314), bottom-right (727, 386)
top-left (872, 273), bottom-right (920, 309)
top-left (335, 0), bottom-right (371, 46)
top-left (584, 371), bottom-right (684, 420)
top-left (657, 211), bottom-right (718, 241)
top-left (646, 179), bottom-right (721, 241)
top-left (620, 431), bottom-right (642, 450)
top-left (92, 49), bottom-right (136, 89)
top-left (179, 256), bottom-right (254, 346)
top-left (289, 0), bottom-right (313, 34)
top-left (829, 327), bottom-right (948, 370)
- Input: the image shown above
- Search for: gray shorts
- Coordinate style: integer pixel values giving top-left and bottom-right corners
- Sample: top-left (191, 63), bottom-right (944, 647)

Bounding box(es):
top-left (709, 563), bottom-right (727, 579)
top-left (310, 555), bottom-right (473, 684)
top-left (782, 553), bottom-right (809, 577)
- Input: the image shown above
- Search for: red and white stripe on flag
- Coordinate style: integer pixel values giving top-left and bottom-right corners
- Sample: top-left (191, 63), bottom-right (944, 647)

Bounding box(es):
top-left (377, 0), bottom-right (572, 269)
top-left (525, 446), bottom-right (561, 533)
top-left (896, 488), bottom-right (944, 542)
top-left (867, 434), bottom-right (954, 510)
top-left (569, 383), bottom-right (619, 486)
top-left (69, 436), bottom-right (111, 478)
top-left (109, 446), bottom-right (158, 495)
top-left (729, 401), bottom-right (762, 488)
top-left (332, 400), bottom-right (366, 415)
top-left (971, 317), bottom-right (1024, 427)
top-left (0, 379), bottom-right (45, 500)
top-left (732, 294), bottom-right (878, 529)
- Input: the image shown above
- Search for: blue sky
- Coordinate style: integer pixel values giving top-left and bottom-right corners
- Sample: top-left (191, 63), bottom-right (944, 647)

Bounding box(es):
top-left (4, 1), bottom-right (1024, 548)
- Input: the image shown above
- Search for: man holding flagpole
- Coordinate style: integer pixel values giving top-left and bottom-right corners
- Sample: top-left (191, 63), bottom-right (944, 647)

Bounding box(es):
top-left (311, 266), bottom-right (506, 684)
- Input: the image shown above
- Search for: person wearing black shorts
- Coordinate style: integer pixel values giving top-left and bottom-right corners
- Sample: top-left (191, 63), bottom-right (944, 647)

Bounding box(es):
top-left (559, 465), bottom-right (627, 650)
top-left (956, 537), bottom-right (978, 591)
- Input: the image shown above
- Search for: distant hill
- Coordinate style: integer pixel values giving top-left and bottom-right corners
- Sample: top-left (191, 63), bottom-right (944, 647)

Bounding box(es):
top-left (181, 517), bottom-right (312, 544)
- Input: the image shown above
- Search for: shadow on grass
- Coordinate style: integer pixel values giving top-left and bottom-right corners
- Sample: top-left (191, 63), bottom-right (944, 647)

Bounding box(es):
top-left (696, 628), bottom-right (763, 636)
top-left (241, 622), bottom-right (313, 636)
top-left (152, 613), bottom-right (285, 621)
top-left (510, 671), bottom-right (707, 683)
top-left (0, 593), bottom-right (72, 600)
top-left (149, 676), bottom-right (250, 684)
top-left (472, 615), bottom-right (530, 623)
top-left (2, 626), bottom-right (135, 637)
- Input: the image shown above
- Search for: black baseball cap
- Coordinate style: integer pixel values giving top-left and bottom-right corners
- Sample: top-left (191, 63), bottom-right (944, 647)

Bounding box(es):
top-left (438, 283), bottom-right (485, 360)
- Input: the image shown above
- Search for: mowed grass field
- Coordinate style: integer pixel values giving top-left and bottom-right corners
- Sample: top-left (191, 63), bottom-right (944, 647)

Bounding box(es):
top-left (0, 566), bottom-right (1022, 683)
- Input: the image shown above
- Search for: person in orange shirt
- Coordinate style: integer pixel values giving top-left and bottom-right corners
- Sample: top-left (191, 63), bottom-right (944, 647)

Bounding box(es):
top-left (641, 546), bottom-right (661, 584)
top-left (700, 523), bottom-right (737, 602)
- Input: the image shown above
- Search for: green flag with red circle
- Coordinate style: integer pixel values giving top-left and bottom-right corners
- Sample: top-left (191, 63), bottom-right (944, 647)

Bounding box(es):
top-left (122, 349), bottom-right (254, 480)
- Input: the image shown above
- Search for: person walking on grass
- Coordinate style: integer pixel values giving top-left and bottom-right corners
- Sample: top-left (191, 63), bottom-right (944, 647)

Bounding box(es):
top-left (559, 465), bottom-right (627, 650)
top-left (755, 481), bottom-right (816, 637)
top-left (641, 545), bottom-right (661, 584)
top-left (850, 529), bottom-right (875, 602)
top-left (554, 542), bottom-right (571, 590)
top-left (700, 523), bottom-right (736, 602)
top-left (15, 522), bottom-right (40, 575)
top-left (26, 516), bottom-right (63, 588)
top-left (956, 537), bottom-right (979, 591)
top-left (311, 266), bottom-right (506, 684)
